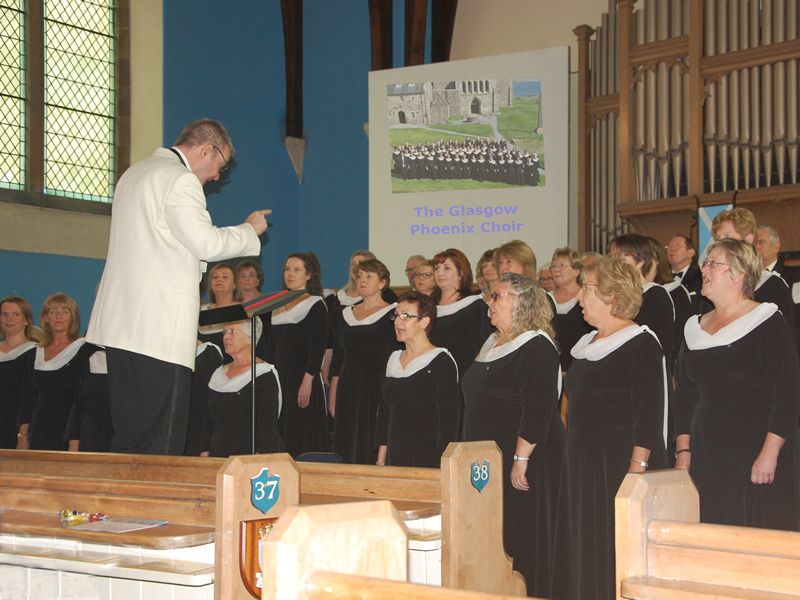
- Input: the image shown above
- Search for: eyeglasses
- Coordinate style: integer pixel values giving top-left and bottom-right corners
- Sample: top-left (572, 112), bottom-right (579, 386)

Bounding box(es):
top-left (489, 290), bottom-right (518, 302)
top-left (701, 259), bottom-right (730, 270)
top-left (390, 311), bottom-right (420, 321)
top-left (414, 272), bottom-right (434, 279)
top-left (213, 145), bottom-right (230, 173)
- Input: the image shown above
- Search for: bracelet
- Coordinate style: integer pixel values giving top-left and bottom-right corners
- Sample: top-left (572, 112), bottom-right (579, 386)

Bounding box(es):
top-left (513, 455), bottom-right (530, 461)
top-left (631, 458), bottom-right (648, 468)
top-left (675, 448), bottom-right (691, 457)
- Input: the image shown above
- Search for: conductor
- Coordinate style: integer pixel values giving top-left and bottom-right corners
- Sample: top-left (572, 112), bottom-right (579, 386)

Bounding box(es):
top-left (87, 119), bottom-right (270, 455)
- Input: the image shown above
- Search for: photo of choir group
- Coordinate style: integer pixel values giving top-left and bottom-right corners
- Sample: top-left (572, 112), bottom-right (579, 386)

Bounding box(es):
top-left (2, 205), bottom-right (799, 600)
top-left (391, 139), bottom-right (541, 187)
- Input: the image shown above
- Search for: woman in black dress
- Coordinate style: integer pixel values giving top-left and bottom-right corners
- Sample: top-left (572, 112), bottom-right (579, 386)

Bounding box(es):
top-left (266, 252), bottom-right (328, 456)
top-left (184, 340), bottom-right (223, 455)
top-left (66, 345), bottom-right (113, 452)
top-left (376, 292), bottom-right (459, 468)
top-left (674, 239), bottom-right (800, 530)
top-left (201, 319), bottom-right (283, 457)
top-left (18, 293), bottom-right (92, 450)
top-left (610, 233), bottom-right (676, 362)
top-left (330, 258), bottom-right (397, 464)
top-left (553, 257), bottom-right (668, 600)
top-left (198, 262), bottom-right (242, 351)
top-left (429, 248), bottom-right (491, 387)
top-left (0, 296), bottom-right (38, 449)
top-left (548, 247), bottom-right (591, 371)
top-left (462, 274), bottom-right (564, 598)
top-left (236, 259), bottom-right (270, 359)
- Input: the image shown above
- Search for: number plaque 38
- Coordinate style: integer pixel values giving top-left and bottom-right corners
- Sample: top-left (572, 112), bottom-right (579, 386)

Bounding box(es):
top-left (470, 459), bottom-right (490, 493)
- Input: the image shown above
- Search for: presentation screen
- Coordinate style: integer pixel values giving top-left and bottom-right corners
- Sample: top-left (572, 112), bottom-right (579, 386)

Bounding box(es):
top-left (368, 47), bottom-right (570, 282)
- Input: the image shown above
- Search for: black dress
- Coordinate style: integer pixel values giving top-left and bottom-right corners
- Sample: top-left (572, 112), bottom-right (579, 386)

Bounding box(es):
top-left (664, 280), bottom-right (693, 369)
top-left (266, 296), bottom-right (329, 456)
top-left (636, 283), bottom-right (675, 365)
top-left (553, 326), bottom-right (668, 600)
top-left (462, 331), bottom-right (565, 598)
top-left (198, 304), bottom-right (225, 352)
top-left (755, 271), bottom-right (796, 336)
top-left (184, 342), bottom-right (223, 456)
top-left (429, 294), bottom-right (492, 379)
top-left (376, 348), bottom-right (460, 467)
top-left (675, 305), bottom-right (800, 530)
top-left (202, 362), bottom-right (284, 457)
top-left (331, 303), bottom-right (397, 464)
top-left (65, 347), bottom-right (113, 452)
top-left (548, 293), bottom-right (592, 371)
top-left (21, 339), bottom-right (93, 450)
top-left (0, 341), bottom-right (36, 448)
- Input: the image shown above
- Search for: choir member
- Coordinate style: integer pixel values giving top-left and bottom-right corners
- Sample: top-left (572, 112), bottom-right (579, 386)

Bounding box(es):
top-left (266, 252), bottom-right (328, 456)
top-left (429, 248), bottom-right (492, 385)
top-left (201, 319), bottom-right (283, 457)
top-left (412, 260), bottom-right (436, 297)
top-left (548, 248), bottom-right (592, 371)
top-left (198, 262), bottom-right (242, 351)
top-left (18, 293), bottom-right (92, 450)
top-left (462, 274), bottom-right (564, 598)
top-left (675, 239), bottom-right (800, 530)
top-left (235, 259), bottom-right (264, 302)
top-left (0, 296), bottom-right (38, 449)
top-left (66, 345), bottom-right (113, 452)
top-left (537, 264), bottom-right (555, 292)
top-left (494, 239), bottom-right (537, 280)
top-left (330, 259), bottom-right (397, 464)
top-left (712, 208), bottom-right (795, 334)
top-left (610, 233), bottom-right (676, 363)
top-left (404, 254), bottom-right (426, 286)
top-left (666, 234), bottom-right (702, 299)
top-left (475, 248), bottom-right (498, 299)
top-left (376, 292), bottom-right (459, 468)
top-left (553, 257), bottom-right (668, 600)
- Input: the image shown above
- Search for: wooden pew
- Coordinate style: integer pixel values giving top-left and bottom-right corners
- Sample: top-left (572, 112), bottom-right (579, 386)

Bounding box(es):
top-left (261, 499), bottom-right (539, 600)
top-left (0, 442), bottom-right (525, 598)
top-left (616, 469), bottom-right (800, 599)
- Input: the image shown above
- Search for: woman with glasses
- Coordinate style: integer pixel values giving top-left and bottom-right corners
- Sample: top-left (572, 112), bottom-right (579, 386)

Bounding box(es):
top-left (376, 292), bottom-right (459, 468)
top-left (553, 257), bottom-right (668, 600)
top-left (412, 260), bottom-right (437, 297)
top-left (266, 253), bottom-right (328, 456)
top-left (462, 274), bottom-right (564, 598)
top-left (674, 239), bottom-right (800, 530)
top-left (0, 296), bottom-right (38, 449)
top-left (548, 247), bottom-right (592, 371)
top-left (330, 259), bottom-right (398, 464)
top-left (18, 293), bottom-right (93, 450)
top-left (200, 319), bottom-right (283, 457)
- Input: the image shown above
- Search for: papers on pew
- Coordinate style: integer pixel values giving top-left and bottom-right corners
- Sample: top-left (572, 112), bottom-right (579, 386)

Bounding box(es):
top-left (68, 518), bottom-right (167, 533)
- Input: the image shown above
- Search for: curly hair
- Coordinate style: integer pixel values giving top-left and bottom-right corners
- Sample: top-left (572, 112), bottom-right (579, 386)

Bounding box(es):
top-left (712, 207), bottom-right (758, 241)
top-left (500, 273), bottom-right (555, 341)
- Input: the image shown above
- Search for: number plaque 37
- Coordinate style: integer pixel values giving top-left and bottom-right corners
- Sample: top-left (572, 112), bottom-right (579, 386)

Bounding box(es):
top-left (470, 460), bottom-right (490, 493)
top-left (250, 467), bottom-right (281, 514)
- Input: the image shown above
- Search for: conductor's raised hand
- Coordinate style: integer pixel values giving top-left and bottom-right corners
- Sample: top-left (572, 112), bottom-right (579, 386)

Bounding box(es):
top-left (246, 209), bottom-right (271, 235)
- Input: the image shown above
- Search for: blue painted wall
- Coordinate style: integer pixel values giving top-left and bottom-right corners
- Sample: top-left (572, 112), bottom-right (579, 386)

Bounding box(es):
top-left (2, 0), bottom-right (430, 327)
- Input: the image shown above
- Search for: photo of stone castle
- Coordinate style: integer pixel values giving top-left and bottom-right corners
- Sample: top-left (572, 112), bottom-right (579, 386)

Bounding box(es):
top-left (387, 78), bottom-right (545, 193)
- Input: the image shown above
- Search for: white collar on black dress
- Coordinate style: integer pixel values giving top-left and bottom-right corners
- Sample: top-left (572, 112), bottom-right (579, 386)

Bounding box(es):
top-left (89, 350), bottom-right (107, 375)
top-left (571, 324), bottom-right (668, 444)
top-left (208, 362), bottom-right (282, 415)
top-left (385, 347), bottom-right (458, 380)
top-left (547, 291), bottom-right (578, 314)
top-left (197, 341), bottom-right (223, 359)
top-left (436, 293), bottom-right (483, 317)
top-left (342, 303), bottom-right (396, 326)
top-left (476, 330), bottom-right (562, 397)
top-left (0, 340), bottom-right (36, 362)
top-left (643, 281), bottom-right (676, 320)
top-left (336, 288), bottom-right (362, 306)
top-left (684, 302), bottom-right (777, 350)
top-left (755, 269), bottom-right (786, 292)
top-left (271, 295), bottom-right (323, 325)
top-left (34, 338), bottom-right (86, 371)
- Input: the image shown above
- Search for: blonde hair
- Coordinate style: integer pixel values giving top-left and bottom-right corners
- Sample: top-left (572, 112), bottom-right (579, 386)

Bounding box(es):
top-left (501, 273), bottom-right (555, 341)
top-left (712, 207), bottom-right (758, 240)
top-left (40, 292), bottom-right (80, 345)
top-left (1, 296), bottom-right (36, 342)
top-left (584, 257), bottom-right (643, 320)
top-left (706, 239), bottom-right (762, 300)
top-left (208, 263), bottom-right (242, 304)
top-left (494, 239), bottom-right (537, 279)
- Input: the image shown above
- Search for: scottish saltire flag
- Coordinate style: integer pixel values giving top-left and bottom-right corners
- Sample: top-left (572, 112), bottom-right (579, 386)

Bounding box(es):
top-left (698, 203), bottom-right (733, 261)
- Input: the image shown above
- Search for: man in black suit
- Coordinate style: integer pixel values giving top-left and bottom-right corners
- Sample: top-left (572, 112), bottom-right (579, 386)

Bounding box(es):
top-left (666, 234), bottom-right (702, 299)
